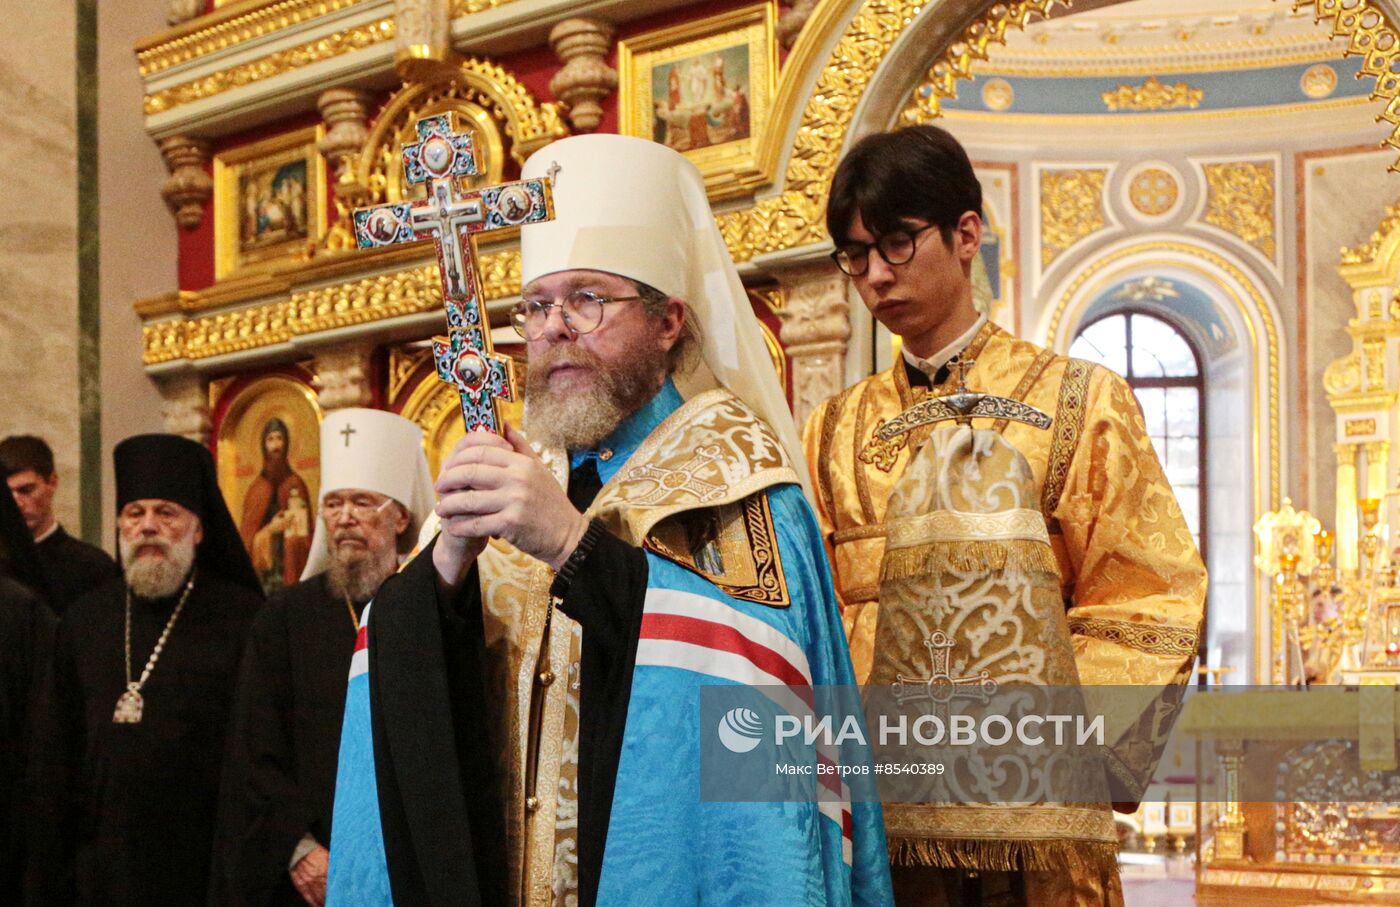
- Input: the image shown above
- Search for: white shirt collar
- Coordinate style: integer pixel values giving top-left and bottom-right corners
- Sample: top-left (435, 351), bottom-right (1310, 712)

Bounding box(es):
top-left (901, 314), bottom-right (989, 381)
top-left (34, 522), bottom-right (59, 544)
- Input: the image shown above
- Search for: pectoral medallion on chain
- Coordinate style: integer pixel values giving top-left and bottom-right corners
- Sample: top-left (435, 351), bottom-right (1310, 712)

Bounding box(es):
top-left (113, 684), bottom-right (144, 723)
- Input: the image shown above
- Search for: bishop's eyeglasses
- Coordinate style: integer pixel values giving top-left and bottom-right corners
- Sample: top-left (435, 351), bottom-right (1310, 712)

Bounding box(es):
top-left (510, 290), bottom-right (643, 340)
top-left (830, 223), bottom-right (939, 277)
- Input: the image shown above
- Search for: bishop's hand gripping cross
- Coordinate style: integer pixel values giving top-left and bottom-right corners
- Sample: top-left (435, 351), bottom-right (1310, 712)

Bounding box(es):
top-left (352, 113), bottom-right (555, 433)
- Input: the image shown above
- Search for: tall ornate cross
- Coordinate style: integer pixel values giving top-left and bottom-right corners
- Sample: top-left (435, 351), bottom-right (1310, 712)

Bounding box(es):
top-left (352, 113), bottom-right (555, 433)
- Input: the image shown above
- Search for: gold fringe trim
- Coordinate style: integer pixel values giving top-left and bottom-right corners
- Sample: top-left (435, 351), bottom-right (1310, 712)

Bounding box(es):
top-left (887, 835), bottom-right (1119, 875)
top-left (880, 538), bottom-right (1059, 582)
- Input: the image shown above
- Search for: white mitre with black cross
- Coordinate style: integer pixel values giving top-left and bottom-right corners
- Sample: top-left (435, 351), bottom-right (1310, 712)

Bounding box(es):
top-left (300, 407), bottom-right (436, 580)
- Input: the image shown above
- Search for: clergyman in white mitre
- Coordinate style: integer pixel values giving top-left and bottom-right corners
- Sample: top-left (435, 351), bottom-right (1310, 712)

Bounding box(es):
top-left (211, 406), bottom-right (434, 907)
top-left (326, 135), bottom-right (892, 907)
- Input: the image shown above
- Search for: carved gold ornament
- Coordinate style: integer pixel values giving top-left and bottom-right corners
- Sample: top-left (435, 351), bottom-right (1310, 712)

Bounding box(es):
top-left (1300, 62), bottom-right (1338, 99)
top-left (1102, 76), bottom-right (1204, 112)
top-left (1127, 168), bottom-right (1179, 218)
top-left (145, 17), bottom-right (397, 115)
top-left (980, 77), bottom-right (1014, 111)
top-left (1039, 168), bottom-right (1108, 267)
top-left (1202, 160), bottom-right (1276, 260)
top-left (1341, 199), bottom-right (1400, 266)
top-left (136, 0), bottom-right (371, 76)
top-left (141, 252), bottom-right (521, 364)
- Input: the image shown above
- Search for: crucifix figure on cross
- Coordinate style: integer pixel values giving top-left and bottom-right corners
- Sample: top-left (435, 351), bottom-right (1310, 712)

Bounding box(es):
top-left (352, 112), bottom-right (556, 433)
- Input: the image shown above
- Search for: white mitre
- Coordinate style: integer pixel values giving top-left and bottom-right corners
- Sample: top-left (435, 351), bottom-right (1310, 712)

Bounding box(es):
top-left (520, 133), bottom-right (811, 495)
top-left (300, 407), bottom-right (436, 580)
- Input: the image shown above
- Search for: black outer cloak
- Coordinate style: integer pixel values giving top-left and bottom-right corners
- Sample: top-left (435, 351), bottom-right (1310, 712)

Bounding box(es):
top-left (210, 573), bottom-right (361, 907)
top-left (25, 570), bottom-right (261, 907)
top-left (364, 465), bottom-right (648, 907)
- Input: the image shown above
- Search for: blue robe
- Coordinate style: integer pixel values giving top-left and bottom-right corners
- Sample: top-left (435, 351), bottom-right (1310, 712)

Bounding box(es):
top-left (328, 382), bottom-right (892, 906)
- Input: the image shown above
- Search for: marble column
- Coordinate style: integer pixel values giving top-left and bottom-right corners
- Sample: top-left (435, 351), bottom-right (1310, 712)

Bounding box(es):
top-left (774, 262), bottom-right (852, 429)
top-left (157, 135), bottom-right (211, 231)
top-left (549, 18), bottom-right (616, 133)
top-left (315, 342), bottom-right (376, 411)
top-left (158, 373), bottom-right (211, 445)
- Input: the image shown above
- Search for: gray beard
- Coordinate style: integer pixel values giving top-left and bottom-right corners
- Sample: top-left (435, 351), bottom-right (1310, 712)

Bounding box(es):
top-left (121, 534), bottom-right (198, 599)
top-left (525, 347), bottom-right (663, 451)
top-left (325, 547), bottom-right (398, 604)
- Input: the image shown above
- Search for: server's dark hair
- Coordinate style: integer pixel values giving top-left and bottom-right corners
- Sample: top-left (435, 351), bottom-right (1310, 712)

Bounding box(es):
top-left (826, 124), bottom-right (983, 248)
top-left (0, 435), bottom-right (55, 479)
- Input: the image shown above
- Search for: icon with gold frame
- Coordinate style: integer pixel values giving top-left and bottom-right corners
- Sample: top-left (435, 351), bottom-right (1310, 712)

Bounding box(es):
top-left (213, 372), bottom-right (323, 595)
top-left (213, 125), bottom-right (327, 280)
top-left (618, 2), bottom-right (777, 200)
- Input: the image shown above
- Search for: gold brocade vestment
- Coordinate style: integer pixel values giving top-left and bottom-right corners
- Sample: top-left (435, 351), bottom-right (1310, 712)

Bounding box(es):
top-left (803, 321), bottom-right (1207, 802)
top-left (476, 389), bottom-right (802, 906)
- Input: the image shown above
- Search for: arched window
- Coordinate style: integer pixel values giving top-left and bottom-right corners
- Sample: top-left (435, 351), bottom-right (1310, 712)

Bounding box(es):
top-left (1069, 312), bottom-right (1206, 558)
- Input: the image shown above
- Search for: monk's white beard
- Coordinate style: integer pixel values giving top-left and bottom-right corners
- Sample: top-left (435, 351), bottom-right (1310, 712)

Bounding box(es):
top-left (325, 539), bottom-right (399, 604)
top-left (120, 528), bottom-right (198, 599)
top-left (525, 345), bottom-right (663, 451)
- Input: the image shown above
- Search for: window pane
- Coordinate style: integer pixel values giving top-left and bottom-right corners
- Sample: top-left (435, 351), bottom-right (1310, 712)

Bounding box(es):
top-left (1070, 315), bottom-right (1128, 378)
top-left (1176, 487), bottom-right (1201, 538)
top-left (1165, 387), bottom-right (1201, 438)
top-left (1164, 436), bottom-right (1200, 486)
top-left (1129, 314), bottom-right (1198, 378)
top-left (1134, 387), bottom-right (1167, 439)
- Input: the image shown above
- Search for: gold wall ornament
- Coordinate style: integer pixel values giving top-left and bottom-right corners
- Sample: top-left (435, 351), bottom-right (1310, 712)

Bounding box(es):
top-left (900, 0), bottom-right (1068, 125)
top-left (144, 17), bottom-right (396, 115)
top-left (1364, 338), bottom-right (1387, 390)
top-left (449, 0), bottom-right (517, 14)
top-left (1112, 276), bottom-right (1180, 303)
top-left (1128, 167), bottom-right (1179, 218)
top-left (136, 0), bottom-right (371, 76)
top-left (1102, 76), bottom-right (1204, 112)
top-left (549, 18), bottom-right (618, 133)
top-left (1340, 198), bottom-right (1400, 267)
top-left (1038, 168), bottom-right (1108, 268)
top-left (141, 251), bottom-right (521, 364)
top-left (158, 135), bottom-right (213, 230)
top-left (1301, 62), bottom-right (1339, 98)
top-left (980, 77), bottom-right (1014, 111)
top-left (1201, 160), bottom-right (1277, 260)
top-left (1324, 352), bottom-right (1362, 396)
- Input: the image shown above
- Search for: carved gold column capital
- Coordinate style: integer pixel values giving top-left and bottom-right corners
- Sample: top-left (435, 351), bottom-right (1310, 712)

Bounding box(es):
top-left (1365, 440), bottom-right (1391, 460)
top-left (157, 373), bottom-right (212, 444)
top-left (548, 18), bottom-right (617, 133)
top-left (773, 262), bottom-right (852, 428)
top-left (314, 342), bottom-right (376, 410)
top-left (778, 0), bottom-right (819, 49)
top-left (157, 136), bottom-right (212, 232)
top-left (318, 89), bottom-right (375, 250)
top-left (395, 0), bottom-right (460, 82)
top-left (1336, 441), bottom-right (1361, 463)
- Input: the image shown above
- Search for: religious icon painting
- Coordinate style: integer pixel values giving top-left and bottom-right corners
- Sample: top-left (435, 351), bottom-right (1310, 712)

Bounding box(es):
top-left (213, 126), bottom-right (327, 279)
top-left (618, 3), bottom-right (777, 200)
top-left (212, 371), bottom-right (323, 596)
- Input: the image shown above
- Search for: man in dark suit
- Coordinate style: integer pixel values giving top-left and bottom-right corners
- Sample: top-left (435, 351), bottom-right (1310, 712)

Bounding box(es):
top-left (0, 435), bottom-right (117, 615)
